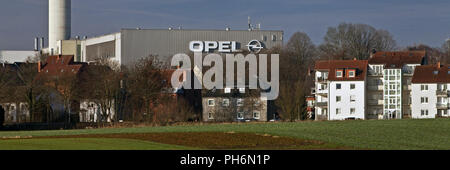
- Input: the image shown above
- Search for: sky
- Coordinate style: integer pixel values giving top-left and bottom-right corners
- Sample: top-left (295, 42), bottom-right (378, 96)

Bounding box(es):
top-left (1, 0), bottom-right (450, 50)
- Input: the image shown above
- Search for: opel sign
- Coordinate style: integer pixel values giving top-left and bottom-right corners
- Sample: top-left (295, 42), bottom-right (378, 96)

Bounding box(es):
top-left (189, 40), bottom-right (264, 53)
top-left (246, 40), bottom-right (263, 53)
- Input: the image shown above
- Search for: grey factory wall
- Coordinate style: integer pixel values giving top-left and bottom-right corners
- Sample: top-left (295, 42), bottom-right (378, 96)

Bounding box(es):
top-left (120, 29), bottom-right (283, 66)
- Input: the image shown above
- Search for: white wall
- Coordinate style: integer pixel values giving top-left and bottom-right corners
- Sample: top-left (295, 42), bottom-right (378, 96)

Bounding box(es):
top-left (80, 32), bottom-right (121, 64)
top-left (329, 81), bottom-right (366, 120)
top-left (411, 84), bottom-right (441, 119)
top-left (0, 51), bottom-right (38, 63)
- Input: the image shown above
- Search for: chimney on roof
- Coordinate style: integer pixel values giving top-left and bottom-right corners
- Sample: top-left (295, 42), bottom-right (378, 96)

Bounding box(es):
top-left (370, 49), bottom-right (377, 59)
top-left (38, 61), bottom-right (41, 73)
top-left (353, 58), bottom-right (357, 61)
top-left (437, 62), bottom-right (441, 69)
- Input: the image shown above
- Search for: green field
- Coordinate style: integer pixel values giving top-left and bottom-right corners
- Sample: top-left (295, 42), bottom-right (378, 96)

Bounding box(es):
top-left (1, 118), bottom-right (449, 150)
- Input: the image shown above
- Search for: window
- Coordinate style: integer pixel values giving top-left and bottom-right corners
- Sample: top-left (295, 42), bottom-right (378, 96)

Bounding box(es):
top-left (336, 84), bottom-right (341, 90)
top-left (336, 108), bottom-right (341, 114)
top-left (237, 112), bottom-right (244, 119)
top-left (421, 85), bottom-right (429, 91)
top-left (239, 88), bottom-right (245, 94)
top-left (237, 99), bottom-right (244, 106)
top-left (350, 108), bottom-right (355, 115)
top-left (421, 97), bottom-right (429, 104)
top-left (208, 99), bottom-right (215, 106)
top-left (336, 96), bottom-right (341, 102)
top-left (272, 35), bottom-right (277, 41)
top-left (222, 99), bottom-right (230, 106)
top-left (253, 99), bottom-right (261, 106)
top-left (253, 111), bottom-right (261, 119)
top-left (208, 112), bottom-right (214, 119)
top-left (421, 110), bottom-right (429, 116)
top-left (348, 70), bottom-right (355, 78)
top-left (350, 84), bottom-right (356, 90)
top-left (350, 95), bottom-right (356, 102)
top-left (336, 70), bottom-right (343, 78)
top-left (433, 71), bottom-right (439, 75)
top-left (224, 88), bottom-right (231, 93)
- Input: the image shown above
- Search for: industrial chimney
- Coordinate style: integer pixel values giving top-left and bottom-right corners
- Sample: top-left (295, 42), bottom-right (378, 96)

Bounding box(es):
top-left (49, 0), bottom-right (71, 53)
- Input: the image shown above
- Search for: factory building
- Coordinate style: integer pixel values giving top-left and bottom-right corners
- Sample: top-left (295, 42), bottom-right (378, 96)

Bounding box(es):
top-left (79, 29), bottom-right (284, 66)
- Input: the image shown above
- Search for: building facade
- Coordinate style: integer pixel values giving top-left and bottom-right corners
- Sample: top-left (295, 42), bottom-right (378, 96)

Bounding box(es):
top-left (78, 29), bottom-right (283, 66)
top-left (312, 51), bottom-right (429, 121)
top-left (367, 51), bottom-right (427, 119)
top-left (202, 88), bottom-right (268, 122)
top-left (411, 63), bottom-right (450, 119)
top-left (314, 60), bottom-right (368, 120)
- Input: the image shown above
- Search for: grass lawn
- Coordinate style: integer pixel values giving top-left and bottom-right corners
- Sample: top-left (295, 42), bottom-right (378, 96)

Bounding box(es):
top-left (0, 138), bottom-right (195, 150)
top-left (0, 118), bottom-right (449, 150)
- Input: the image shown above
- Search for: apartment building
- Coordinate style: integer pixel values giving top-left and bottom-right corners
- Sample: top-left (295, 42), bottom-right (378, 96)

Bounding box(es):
top-left (411, 63), bottom-right (450, 119)
top-left (312, 51), bottom-right (428, 121)
top-left (202, 87), bottom-right (269, 122)
top-left (314, 60), bottom-right (368, 120)
top-left (367, 51), bottom-right (427, 119)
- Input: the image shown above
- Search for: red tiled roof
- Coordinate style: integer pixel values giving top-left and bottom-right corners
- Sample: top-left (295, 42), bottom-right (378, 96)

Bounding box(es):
top-left (369, 51), bottom-right (426, 68)
top-left (412, 64), bottom-right (450, 84)
top-left (314, 60), bottom-right (368, 81)
top-left (38, 55), bottom-right (85, 77)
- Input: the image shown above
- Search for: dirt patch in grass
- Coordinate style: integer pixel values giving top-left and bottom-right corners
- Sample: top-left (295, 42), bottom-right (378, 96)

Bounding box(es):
top-left (36, 132), bottom-right (351, 150)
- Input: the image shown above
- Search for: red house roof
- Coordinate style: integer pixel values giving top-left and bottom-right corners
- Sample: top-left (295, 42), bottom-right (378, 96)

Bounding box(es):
top-left (412, 64), bottom-right (450, 84)
top-left (315, 60), bottom-right (368, 81)
top-left (369, 51), bottom-right (426, 68)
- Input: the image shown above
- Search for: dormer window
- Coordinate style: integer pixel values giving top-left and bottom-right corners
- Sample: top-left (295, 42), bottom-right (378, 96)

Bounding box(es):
top-left (336, 70), bottom-right (343, 78)
top-left (433, 71), bottom-right (439, 75)
top-left (348, 69), bottom-right (356, 78)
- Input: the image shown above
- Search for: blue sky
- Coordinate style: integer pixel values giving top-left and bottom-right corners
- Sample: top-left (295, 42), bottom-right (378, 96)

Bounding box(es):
top-left (1, 0), bottom-right (450, 50)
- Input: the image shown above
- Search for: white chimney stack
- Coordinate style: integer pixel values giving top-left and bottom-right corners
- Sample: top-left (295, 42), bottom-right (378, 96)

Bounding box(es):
top-left (49, 0), bottom-right (71, 53)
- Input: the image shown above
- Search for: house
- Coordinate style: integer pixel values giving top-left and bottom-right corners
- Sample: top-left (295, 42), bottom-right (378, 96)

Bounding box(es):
top-left (0, 63), bottom-right (34, 124)
top-left (367, 51), bottom-right (427, 119)
top-left (411, 63), bottom-right (450, 119)
top-left (202, 87), bottom-right (269, 122)
top-left (38, 55), bottom-right (117, 123)
top-left (314, 59), bottom-right (368, 120)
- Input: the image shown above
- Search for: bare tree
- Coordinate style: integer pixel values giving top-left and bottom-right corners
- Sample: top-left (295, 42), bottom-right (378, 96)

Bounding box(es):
top-left (286, 31), bottom-right (317, 66)
top-left (128, 56), bottom-right (165, 122)
top-left (319, 23), bottom-right (396, 60)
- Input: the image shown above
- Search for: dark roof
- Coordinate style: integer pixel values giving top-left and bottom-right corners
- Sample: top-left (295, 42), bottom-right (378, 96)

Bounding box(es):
top-left (412, 64), bottom-right (450, 84)
top-left (369, 51), bottom-right (426, 68)
top-left (314, 60), bottom-right (368, 81)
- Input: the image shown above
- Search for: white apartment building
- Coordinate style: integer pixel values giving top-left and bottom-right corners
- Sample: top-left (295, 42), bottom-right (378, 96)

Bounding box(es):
top-left (411, 64), bottom-right (450, 119)
top-left (313, 51), bottom-right (428, 121)
top-left (367, 51), bottom-right (426, 119)
top-left (314, 60), bottom-right (368, 120)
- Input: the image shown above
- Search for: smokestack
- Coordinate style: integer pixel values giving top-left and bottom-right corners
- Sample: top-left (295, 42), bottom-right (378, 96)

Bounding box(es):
top-left (40, 37), bottom-right (44, 50)
top-left (49, 0), bottom-right (71, 53)
top-left (34, 37), bottom-right (39, 51)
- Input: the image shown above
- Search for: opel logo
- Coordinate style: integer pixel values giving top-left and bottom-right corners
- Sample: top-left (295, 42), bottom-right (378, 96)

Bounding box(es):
top-left (246, 40), bottom-right (263, 53)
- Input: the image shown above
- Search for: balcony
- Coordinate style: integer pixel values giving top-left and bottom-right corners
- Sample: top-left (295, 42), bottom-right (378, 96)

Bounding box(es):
top-left (316, 89), bottom-right (328, 96)
top-left (436, 90), bottom-right (449, 97)
top-left (403, 85), bottom-right (412, 91)
top-left (316, 77), bottom-right (328, 83)
top-left (402, 68), bottom-right (414, 76)
top-left (315, 102), bottom-right (328, 107)
top-left (436, 103), bottom-right (449, 109)
top-left (368, 85), bottom-right (383, 91)
top-left (368, 100), bottom-right (384, 106)
top-left (368, 70), bottom-right (383, 76)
